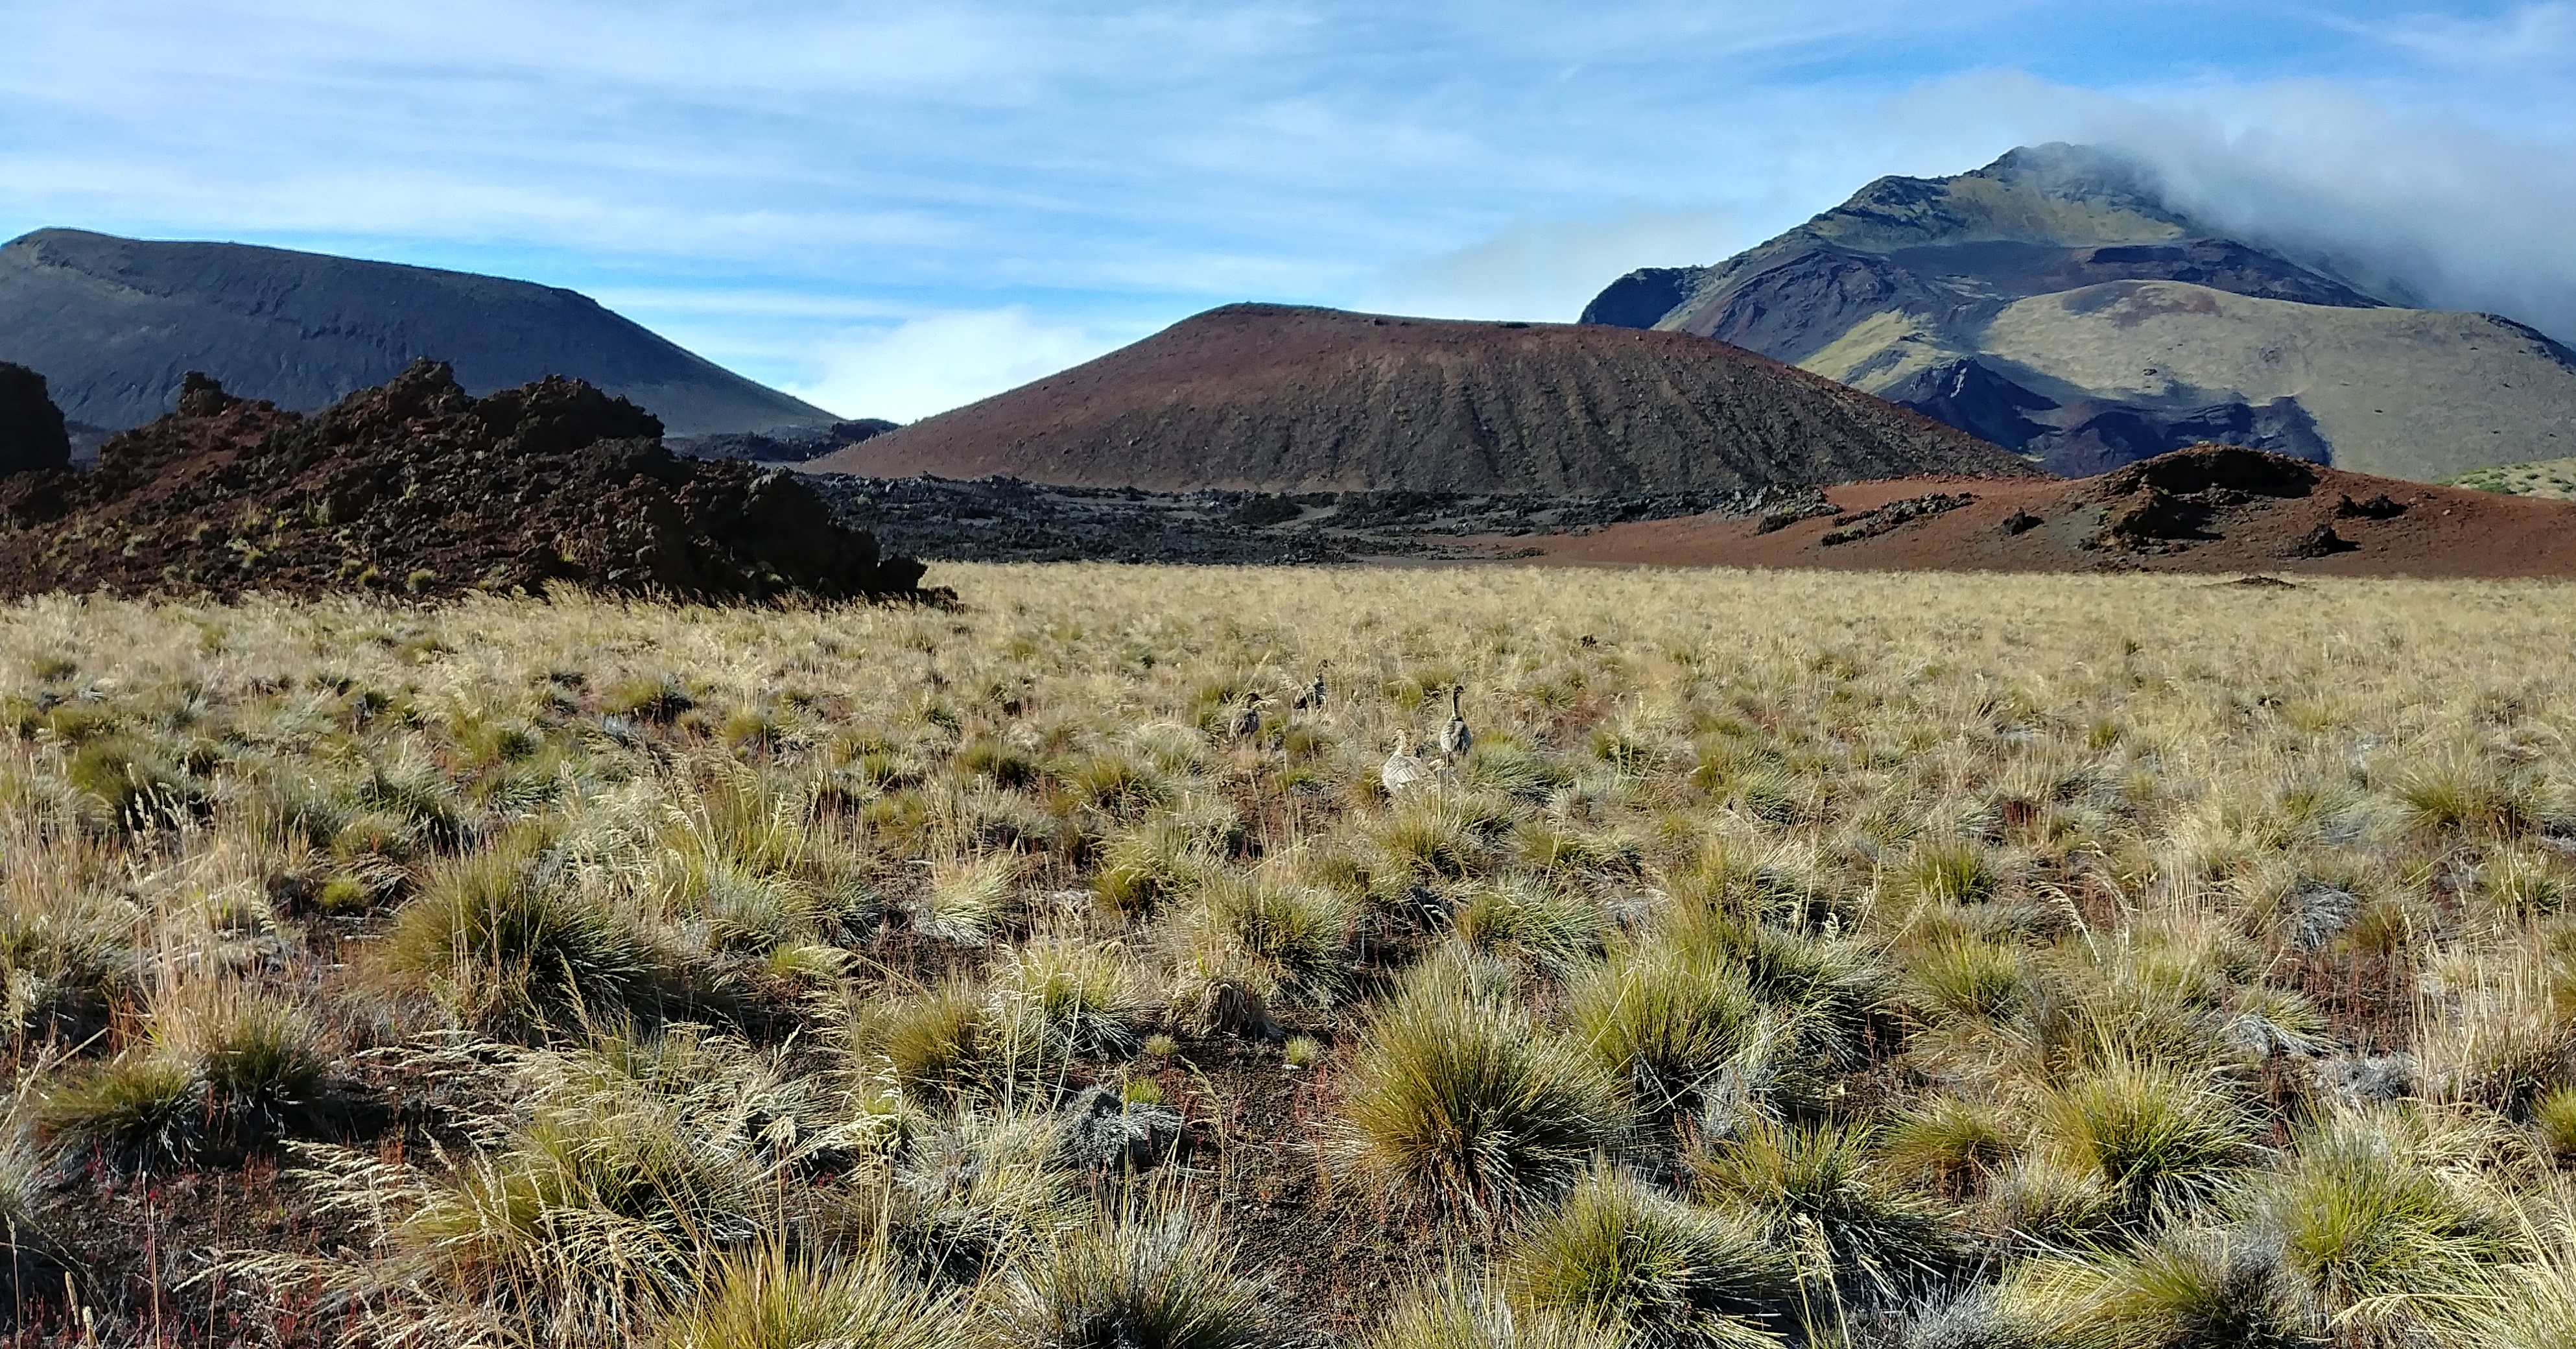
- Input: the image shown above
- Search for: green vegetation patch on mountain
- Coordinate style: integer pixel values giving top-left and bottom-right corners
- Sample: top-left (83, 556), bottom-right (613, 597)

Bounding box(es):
top-left (2446, 455), bottom-right (2576, 501)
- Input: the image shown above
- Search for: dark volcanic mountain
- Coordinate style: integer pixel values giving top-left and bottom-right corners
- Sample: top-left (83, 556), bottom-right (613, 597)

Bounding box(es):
top-left (0, 228), bottom-right (837, 442)
top-left (1584, 145), bottom-right (2576, 482)
top-left (806, 304), bottom-right (2032, 493)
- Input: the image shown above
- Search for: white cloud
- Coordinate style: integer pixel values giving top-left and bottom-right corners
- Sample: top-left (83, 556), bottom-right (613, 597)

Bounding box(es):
top-left (784, 309), bottom-right (1139, 423)
top-left (1367, 206), bottom-right (1748, 322)
top-left (1841, 71), bottom-right (2576, 342)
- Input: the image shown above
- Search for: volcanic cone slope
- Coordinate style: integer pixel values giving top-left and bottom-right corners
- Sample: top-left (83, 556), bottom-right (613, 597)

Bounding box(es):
top-left (808, 304), bottom-right (2033, 493)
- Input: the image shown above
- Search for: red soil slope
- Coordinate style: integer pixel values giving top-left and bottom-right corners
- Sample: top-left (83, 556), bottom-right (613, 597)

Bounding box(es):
top-left (808, 304), bottom-right (2034, 494)
top-left (1517, 446), bottom-right (2576, 580)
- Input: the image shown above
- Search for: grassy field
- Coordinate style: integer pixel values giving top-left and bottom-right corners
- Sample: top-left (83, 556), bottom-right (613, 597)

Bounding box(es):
top-left (5, 563), bottom-right (2576, 1347)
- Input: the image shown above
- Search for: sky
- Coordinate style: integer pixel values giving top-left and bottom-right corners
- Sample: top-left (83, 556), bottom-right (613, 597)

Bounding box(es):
top-left (3, 2), bottom-right (2573, 422)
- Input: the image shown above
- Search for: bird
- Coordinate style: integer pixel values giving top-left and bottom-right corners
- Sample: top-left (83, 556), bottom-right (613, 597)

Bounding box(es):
top-left (1292, 661), bottom-right (1330, 711)
top-left (1437, 684), bottom-right (1472, 759)
top-left (1225, 691), bottom-right (1265, 739)
top-left (1382, 730), bottom-right (1432, 796)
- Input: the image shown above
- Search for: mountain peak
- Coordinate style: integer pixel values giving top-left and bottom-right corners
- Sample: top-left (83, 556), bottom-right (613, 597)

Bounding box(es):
top-left (1805, 143), bottom-right (2197, 254)
top-left (1578, 146), bottom-right (2576, 484)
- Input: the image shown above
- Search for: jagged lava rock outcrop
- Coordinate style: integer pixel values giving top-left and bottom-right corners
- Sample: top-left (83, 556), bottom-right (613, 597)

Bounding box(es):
top-left (0, 361), bottom-right (925, 602)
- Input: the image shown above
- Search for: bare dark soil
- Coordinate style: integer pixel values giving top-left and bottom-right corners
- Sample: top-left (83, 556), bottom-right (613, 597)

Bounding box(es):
top-left (809, 304), bottom-right (2035, 494)
top-left (0, 361), bottom-right (927, 603)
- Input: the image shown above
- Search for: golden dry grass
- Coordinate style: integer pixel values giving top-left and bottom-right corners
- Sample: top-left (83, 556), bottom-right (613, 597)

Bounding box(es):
top-left (2, 562), bottom-right (2575, 1346)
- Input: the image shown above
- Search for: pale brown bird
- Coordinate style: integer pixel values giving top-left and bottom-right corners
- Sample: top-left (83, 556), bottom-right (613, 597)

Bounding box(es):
top-left (1382, 729), bottom-right (1432, 796)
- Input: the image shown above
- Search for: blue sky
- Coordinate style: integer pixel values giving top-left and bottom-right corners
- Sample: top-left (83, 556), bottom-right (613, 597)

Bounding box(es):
top-left (3, 2), bottom-right (2573, 420)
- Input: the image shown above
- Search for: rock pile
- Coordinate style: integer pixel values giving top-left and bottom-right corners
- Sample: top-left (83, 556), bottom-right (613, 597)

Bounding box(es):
top-left (2085, 444), bottom-right (2332, 553)
top-left (0, 361), bottom-right (926, 602)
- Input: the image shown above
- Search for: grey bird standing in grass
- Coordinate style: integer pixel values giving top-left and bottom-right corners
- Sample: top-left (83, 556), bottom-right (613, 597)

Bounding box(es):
top-left (1382, 729), bottom-right (1431, 795)
top-left (1292, 660), bottom-right (1330, 711)
top-left (1226, 691), bottom-right (1264, 739)
top-left (1438, 684), bottom-right (1472, 759)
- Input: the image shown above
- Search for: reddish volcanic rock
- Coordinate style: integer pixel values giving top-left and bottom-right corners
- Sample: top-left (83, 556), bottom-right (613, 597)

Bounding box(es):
top-left (1513, 445), bottom-right (2576, 580)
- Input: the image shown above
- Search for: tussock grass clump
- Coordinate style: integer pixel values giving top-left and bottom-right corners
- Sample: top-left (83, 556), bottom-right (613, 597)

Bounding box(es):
top-left (382, 828), bottom-right (669, 1034)
top-left (2533, 1086), bottom-right (2576, 1159)
top-left (1366, 1270), bottom-right (1624, 1349)
top-left (1903, 936), bottom-right (2030, 1026)
top-left (64, 736), bottom-right (204, 832)
top-left (1096, 820), bottom-right (1211, 917)
top-left (1064, 750), bottom-right (1171, 818)
top-left (995, 938), bottom-right (1146, 1060)
top-left (154, 977), bottom-right (331, 1132)
top-left (1450, 876), bottom-right (1604, 973)
top-left (656, 1245), bottom-right (969, 1349)
top-left (2235, 1108), bottom-right (2503, 1337)
top-left (1882, 1096), bottom-right (2014, 1197)
top-left (2392, 753), bottom-right (2538, 841)
top-left (1499, 1167), bottom-right (1790, 1348)
top-left (911, 854), bottom-right (1024, 947)
top-left (1687, 1119), bottom-right (1954, 1300)
top-left (600, 674), bottom-right (696, 724)
top-left (1343, 962), bottom-right (1629, 1213)
top-left (866, 986), bottom-right (997, 1101)
top-left (2035, 1061), bottom-right (2262, 1221)
top-left (38, 1054), bottom-right (202, 1167)
top-left (1900, 840), bottom-right (2002, 906)
top-left (880, 1111), bottom-right (1086, 1271)
top-left (0, 889), bottom-right (137, 1042)
top-left (1566, 944), bottom-right (1758, 1110)
top-left (991, 1206), bottom-right (1280, 1349)
top-left (1170, 872), bottom-right (1352, 1035)
top-left (41, 977), bottom-right (331, 1164)
top-left (2009, 1229), bottom-right (2313, 1349)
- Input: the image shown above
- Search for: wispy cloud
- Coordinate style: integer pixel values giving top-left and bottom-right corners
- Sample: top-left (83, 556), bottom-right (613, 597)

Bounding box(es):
top-left (2365, 2), bottom-right (2576, 71)
top-left (783, 309), bottom-right (1136, 424)
top-left (1367, 207), bottom-right (1748, 322)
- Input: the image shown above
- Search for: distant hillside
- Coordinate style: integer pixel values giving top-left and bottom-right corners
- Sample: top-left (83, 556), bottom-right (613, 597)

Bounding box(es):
top-left (805, 304), bottom-right (2032, 494)
top-left (0, 229), bottom-right (836, 440)
top-left (1585, 145), bottom-right (2576, 481)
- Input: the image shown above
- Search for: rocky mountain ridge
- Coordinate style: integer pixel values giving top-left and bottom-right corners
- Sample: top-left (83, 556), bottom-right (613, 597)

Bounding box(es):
top-left (1584, 145), bottom-right (2576, 481)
